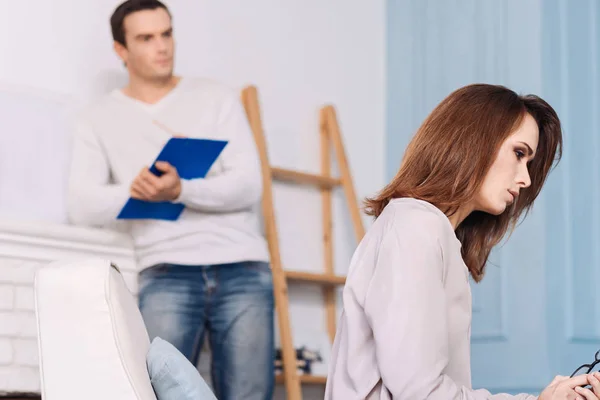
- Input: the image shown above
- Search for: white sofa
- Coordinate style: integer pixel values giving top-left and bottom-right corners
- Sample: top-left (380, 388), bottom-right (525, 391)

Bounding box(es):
top-left (34, 258), bottom-right (157, 400)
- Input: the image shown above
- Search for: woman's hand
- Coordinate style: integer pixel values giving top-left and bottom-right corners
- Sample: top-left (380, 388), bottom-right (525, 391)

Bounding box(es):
top-left (574, 372), bottom-right (600, 400)
top-left (538, 374), bottom-right (599, 400)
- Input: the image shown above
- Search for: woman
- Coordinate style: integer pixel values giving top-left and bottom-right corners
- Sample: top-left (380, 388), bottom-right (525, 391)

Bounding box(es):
top-left (324, 84), bottom-right (599, 399)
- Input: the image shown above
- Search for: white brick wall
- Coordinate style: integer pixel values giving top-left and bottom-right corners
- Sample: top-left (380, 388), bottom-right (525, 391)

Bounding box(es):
top-left (0, 261), bottom-right (38, 285)
top-left (0, 220), bottom-right (135, 396)
top-left (14, 339), bottom-right (38, 367)
top-left (0, 338), bottom-right (12, 365)
top-left (14, 286), bottom-right (34, 310)
top-left (0, 259), bottom-right (44, 394)
top-left (0, 310), bottom-right (36, 337)
top-left (0, 285), bottom-right (14, 310)
top-left (0, 365), bottom-right (40, 394)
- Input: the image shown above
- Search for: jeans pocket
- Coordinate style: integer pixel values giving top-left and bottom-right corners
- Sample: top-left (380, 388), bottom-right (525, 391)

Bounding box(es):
top-left (239, 261), bottom-right (274, 292)
top-left (138, 263), bottom-right (173, 293)
top-left (140, 263), bottom-right (171, 277)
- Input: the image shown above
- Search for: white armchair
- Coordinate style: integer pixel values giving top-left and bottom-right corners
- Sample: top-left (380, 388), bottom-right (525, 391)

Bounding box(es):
top-left (34, 258), bottom-right (157, 400)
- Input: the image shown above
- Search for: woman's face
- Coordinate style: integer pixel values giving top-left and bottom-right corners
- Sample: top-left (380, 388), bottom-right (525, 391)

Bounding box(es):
top-left (473, 113), bottom-right (539, 215)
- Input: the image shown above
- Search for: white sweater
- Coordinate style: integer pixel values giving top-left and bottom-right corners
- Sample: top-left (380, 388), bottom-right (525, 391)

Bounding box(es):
top-left (325, 198), bottom-right (536, 400)
top-left (67, 77), bottom-right (270, 270)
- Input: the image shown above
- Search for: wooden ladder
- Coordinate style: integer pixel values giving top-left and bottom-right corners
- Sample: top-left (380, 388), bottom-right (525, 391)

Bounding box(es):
top-left (241, 86), bottom-right (366, 399)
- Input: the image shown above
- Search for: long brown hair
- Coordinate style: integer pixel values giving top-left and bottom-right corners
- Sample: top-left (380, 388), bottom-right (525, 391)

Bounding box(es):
top-left (365, 84), bottom-right (562, 282)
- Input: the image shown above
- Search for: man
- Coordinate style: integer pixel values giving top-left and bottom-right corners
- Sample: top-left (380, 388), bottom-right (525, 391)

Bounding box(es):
top-left (66, 1), bottom-right (274, 399)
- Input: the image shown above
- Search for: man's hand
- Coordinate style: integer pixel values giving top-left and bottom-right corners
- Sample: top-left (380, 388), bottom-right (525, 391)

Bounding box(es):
top-left (130, 161), bottom-right (182, 202)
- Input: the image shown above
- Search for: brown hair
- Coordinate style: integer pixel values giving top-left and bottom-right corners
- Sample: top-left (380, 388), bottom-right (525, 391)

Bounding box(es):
top-left (365, 83), bottom-right (562, 282)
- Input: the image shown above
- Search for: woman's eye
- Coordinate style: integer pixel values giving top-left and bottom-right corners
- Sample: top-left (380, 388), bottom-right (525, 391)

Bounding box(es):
top-left (515, 150), bottom-right (525, 160)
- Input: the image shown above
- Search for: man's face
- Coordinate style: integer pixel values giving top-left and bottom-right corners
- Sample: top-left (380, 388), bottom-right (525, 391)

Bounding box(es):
top-left (115, 8), bottom-right (174, 81)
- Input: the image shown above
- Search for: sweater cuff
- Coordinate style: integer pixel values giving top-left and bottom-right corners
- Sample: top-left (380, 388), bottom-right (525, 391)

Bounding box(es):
top-left (174, 179), bottom-right (201, 205)
top-left (174, 179), bottom-right (189, 204)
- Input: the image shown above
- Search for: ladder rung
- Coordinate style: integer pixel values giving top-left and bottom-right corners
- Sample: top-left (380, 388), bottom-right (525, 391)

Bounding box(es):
top-left (272, 167), bottom-right (341, 189)
top-left (284, 270), bottom-right (346, 286)
top-left (276, 374), bottom-right (327, 385)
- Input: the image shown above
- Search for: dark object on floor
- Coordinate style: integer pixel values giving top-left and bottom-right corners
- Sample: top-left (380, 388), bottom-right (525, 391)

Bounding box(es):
top-left (0, 396), bottom-right (41, 399)
top-left (274, 346), bottom-right (324, 375)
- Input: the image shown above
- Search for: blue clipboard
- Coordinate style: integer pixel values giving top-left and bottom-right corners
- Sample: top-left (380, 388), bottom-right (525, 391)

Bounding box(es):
top-left (117, 137), bottom-right (228, 221)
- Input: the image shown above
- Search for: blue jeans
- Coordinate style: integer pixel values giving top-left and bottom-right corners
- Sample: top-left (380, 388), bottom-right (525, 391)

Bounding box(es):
top-left (138, 261), bottom-right (275, 400)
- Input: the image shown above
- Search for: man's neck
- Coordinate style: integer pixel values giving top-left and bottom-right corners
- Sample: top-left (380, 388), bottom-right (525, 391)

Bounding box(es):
top-left (122, 75), bottom-right (181, 105)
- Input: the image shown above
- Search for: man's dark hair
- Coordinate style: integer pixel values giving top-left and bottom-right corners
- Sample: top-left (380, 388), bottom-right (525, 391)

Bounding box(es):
top-left (110, 0), bottom-right (171, 47)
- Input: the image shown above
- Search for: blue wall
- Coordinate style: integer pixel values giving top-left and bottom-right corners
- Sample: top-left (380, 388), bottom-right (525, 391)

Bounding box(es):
top-left (542, 0), bottom-right (600, 380)
top-left (386, 0), bottom-right (600, 393)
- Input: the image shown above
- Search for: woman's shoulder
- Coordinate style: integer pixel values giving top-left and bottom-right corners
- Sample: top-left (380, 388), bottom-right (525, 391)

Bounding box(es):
top-left (346, 198), bottom-right (458, 296)
top-left (372, 198), bottom-right (463, 260)
top-left (378, 198), bottom-right (453, 235)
